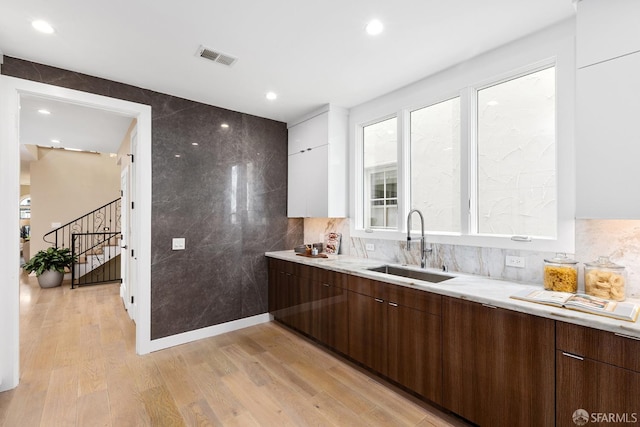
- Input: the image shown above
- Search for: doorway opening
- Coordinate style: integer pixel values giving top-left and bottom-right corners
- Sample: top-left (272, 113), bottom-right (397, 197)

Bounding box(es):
top-left (0, 75), bottom-right (153, 391)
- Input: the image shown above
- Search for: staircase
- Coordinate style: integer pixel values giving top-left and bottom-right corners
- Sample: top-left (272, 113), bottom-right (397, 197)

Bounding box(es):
top-left (43, 198), bottom-right (122, 288)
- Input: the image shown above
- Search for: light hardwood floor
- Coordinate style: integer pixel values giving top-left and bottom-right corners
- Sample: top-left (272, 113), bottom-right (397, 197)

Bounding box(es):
top-left (0, 272), bottom-right (468, 426)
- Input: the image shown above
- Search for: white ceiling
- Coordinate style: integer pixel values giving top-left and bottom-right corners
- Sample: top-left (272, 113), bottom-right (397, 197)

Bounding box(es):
top-left (0, 0), bottom-right (576, 124)
top-left (20, 95), bottom-right (133, 152)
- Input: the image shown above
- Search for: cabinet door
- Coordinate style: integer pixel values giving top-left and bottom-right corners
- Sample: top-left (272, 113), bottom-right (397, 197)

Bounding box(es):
top-left (556, 350), bottom-right (640, 427)
top-left (267, 260), bottom-right (285, 316)
top-left (287, 151), bottom-right (307, 217)
top-left (312, 281), bottom-right (349, 354)
top-left (442, 298), bottom-right (555, 426)
top-left (577, 0), bottom-right (640, 68)
top-left (288, 112), bottom-right (329, 154)
top-left (387, 302), bottom-right (442, 404)
top-left (292, 274), bottom-right (313, 336)
top-left (348, 291), bottom-right (387, 374)
top-left (302, 144), bottom-right (329, 218)
top-left (576, 51), bottom-right (640, 218)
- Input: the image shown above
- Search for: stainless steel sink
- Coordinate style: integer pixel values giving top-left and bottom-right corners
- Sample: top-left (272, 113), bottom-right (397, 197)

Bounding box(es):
top-left (367, 265), bottom-right (453, 283)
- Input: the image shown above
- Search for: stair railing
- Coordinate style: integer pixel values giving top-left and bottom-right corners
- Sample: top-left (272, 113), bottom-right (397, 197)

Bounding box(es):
top-left (43, 198), bottom-right (122, 288)
top-left (71, 231), bottom-right (121, 288)
top-left (43, 198), bottom-right (121, 249)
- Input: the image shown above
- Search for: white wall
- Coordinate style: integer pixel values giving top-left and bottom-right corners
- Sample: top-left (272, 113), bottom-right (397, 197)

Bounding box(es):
top-left (348, 18), bottom-right (576, 254)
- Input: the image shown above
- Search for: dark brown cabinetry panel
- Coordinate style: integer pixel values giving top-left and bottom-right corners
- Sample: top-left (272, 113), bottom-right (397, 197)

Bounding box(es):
top-left (348, 289), bottom-right (388, 374)
top-left (556, 322), bottom-right (640, 426)
top-left (442, 297), bottom-right (555, 426)
top-left (268, 259), bottom-right (348, 353)
top-left (311, 278), bottom-right (349, 354)
top-left (387, 302), bottom-right (442, 404)
top-left (556, 350), bottom-right (640, 426)
top-left (347, 275), bottom-right (442, 401)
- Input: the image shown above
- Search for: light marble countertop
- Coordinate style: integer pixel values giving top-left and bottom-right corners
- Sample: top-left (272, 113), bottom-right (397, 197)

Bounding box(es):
top-left (265, 250), bottom-right (640, 339)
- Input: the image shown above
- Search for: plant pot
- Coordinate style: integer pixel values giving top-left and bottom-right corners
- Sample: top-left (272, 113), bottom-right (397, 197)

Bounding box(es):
top-left (37, 270), bottom-right (64, 288)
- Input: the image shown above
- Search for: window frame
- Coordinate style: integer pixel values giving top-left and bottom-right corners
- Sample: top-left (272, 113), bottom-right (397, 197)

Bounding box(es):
top-left (352, 56), bottom-right (575, 253)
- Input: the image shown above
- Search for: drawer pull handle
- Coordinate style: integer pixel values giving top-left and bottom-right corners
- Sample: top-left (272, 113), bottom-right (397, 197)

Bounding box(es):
top-left (562, 352), bottom-right (584, 361)
top-left (615, 332), bottom-right (640, 341)
top-left (482, 303), bottom-right (497, 309)
top-left (389, 302), bottom-right (398, 307)
top-left (374, 298), bottom-right (384, 303)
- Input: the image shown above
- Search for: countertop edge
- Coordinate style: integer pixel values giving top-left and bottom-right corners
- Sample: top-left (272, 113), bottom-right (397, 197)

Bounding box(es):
top-left (265, 250), bottom-right (640, 339)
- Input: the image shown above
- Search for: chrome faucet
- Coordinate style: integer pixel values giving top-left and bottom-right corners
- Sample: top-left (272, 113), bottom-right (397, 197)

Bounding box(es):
top-left (407, 209), bottom-right (432, 268)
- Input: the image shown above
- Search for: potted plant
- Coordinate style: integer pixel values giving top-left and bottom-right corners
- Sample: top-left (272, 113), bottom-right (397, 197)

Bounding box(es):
top-left (22, 247), bottom-right (76, 288)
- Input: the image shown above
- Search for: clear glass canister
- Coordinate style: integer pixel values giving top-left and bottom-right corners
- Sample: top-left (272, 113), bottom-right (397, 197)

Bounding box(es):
top-left (543, 253), bottom-right (578, 293)
top-left (584, 256), bottom-right (626, 301)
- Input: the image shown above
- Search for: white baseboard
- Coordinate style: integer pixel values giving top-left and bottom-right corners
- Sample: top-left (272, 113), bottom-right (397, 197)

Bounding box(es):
top-left (145, 313), bottom-right (272, 353)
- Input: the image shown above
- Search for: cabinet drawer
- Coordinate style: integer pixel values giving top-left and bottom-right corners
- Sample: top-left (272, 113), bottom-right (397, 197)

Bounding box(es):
top-left (387, 285), bottom-right (441, 315)
top-left (346, 275), bottom-right (388, 299)
top-left (556, 322), bottom-right (640, 372)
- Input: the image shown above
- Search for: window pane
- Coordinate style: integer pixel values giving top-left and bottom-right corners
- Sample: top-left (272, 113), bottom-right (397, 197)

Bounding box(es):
top-left (477, 67), bottom-right (556, 237)
top-left (364, 117), bottom-right (398, 229)
top-left (410, 98), bottom-right (461, 233)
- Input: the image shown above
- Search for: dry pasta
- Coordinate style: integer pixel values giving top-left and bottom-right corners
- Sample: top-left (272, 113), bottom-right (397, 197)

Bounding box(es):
top-left (543, 265), bottom-right (577, 293)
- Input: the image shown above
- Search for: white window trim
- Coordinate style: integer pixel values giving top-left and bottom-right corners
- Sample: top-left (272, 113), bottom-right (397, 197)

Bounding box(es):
top-left (350, 30), bottom-right (575, 254)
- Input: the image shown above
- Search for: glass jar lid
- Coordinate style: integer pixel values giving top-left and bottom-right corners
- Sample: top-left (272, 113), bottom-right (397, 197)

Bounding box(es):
top-left (585, 256), bottom-right (624, 269)
top-left (544, 253), bottom-right (578, 265)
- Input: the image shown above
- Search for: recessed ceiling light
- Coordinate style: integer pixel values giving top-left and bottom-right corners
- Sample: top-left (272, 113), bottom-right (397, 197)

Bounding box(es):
top-left (32, 20), bottom-right (54, 34)
top-left (51, 139), bottom-right (60, 144)
top-left (191, 142), bottom-right (199, 146)
top-left (38, 109), bottom-right (51, 115)
top-left (175, 154), bottom-right (181, 158)
top-left (366, 19), bottom-right (384, 36)
top-left (221, 123), bottom-right (229, 128)
top-left (266, 92), bottom-right (277, 101)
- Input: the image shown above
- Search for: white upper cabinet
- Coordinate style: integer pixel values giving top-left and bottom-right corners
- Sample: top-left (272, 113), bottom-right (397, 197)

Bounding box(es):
top-left (287, 105), bottom-right (348, 218)
top-left (575, 0), bottom-right (640, 218)
top-left (577, 0), bottom-right (640, 68)
top-left (576, 52), bottom-right (640, 218)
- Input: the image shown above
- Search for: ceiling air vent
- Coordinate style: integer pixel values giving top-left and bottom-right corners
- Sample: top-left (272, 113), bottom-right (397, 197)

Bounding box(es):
top-left (197, 45), bottom-right (237, 67)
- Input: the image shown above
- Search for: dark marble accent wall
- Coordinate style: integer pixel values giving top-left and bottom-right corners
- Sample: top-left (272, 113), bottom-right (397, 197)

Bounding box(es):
top-left (2, 57), bottom-right (303, 339)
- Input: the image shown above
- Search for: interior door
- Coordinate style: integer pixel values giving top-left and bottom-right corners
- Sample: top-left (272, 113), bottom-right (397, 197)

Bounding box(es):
top-left (120, 167), bottom-right (129, 311)
top-left (128, 129), bottom-right (138, 322)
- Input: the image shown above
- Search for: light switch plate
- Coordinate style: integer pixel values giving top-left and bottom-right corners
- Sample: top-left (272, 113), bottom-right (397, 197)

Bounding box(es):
top-left (172, 238), bottom-right (185, 250)
top-left (366, 243), bottom-right (375, 251)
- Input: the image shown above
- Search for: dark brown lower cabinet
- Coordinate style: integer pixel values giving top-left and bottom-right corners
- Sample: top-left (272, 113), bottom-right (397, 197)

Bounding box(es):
top-left (311, 278), bottom-right (349, 354)
top-left (556, 322), bottom-right (640, 427)
top-left (269, 258), bottom-right (640, 426)
top-left (347, 289), bottom-right (388, 374)
top-left (268, 259), bottom-right (348, 354)
top-left (387, 300), bottom-right (442, 404)
top-left (442, 297), bottom-right (555, 426)
top-left (347, 275), bottom-right (442, 402)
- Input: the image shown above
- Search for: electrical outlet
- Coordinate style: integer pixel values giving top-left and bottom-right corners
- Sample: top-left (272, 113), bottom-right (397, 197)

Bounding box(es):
top-left (505, 255), bottom-right (525, 268)
top-left (365, 243), bottom-right (375, 251)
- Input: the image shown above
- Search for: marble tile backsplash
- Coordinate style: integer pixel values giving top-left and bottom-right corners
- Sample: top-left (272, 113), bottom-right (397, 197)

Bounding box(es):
top-left (305, 218), bottom-right (640, 298)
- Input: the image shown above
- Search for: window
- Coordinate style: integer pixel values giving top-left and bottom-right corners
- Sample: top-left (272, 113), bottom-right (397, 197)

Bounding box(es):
top-left (410, 97), bottom-right (461, 233)
top-left (476, 67), bottom-right (556, 238)
top-left (356, 63), bottom-right (562, 248)
top-left (363, 117), bottom-right (397, 229)
top-left (19, 196), bottom-right (31, 219)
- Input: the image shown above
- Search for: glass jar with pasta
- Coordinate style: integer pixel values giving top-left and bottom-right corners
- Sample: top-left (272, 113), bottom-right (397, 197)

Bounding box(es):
top-left (584, 256), bottom-right (626, 301)
top-left (543, 253), bottom-right (578, 293)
